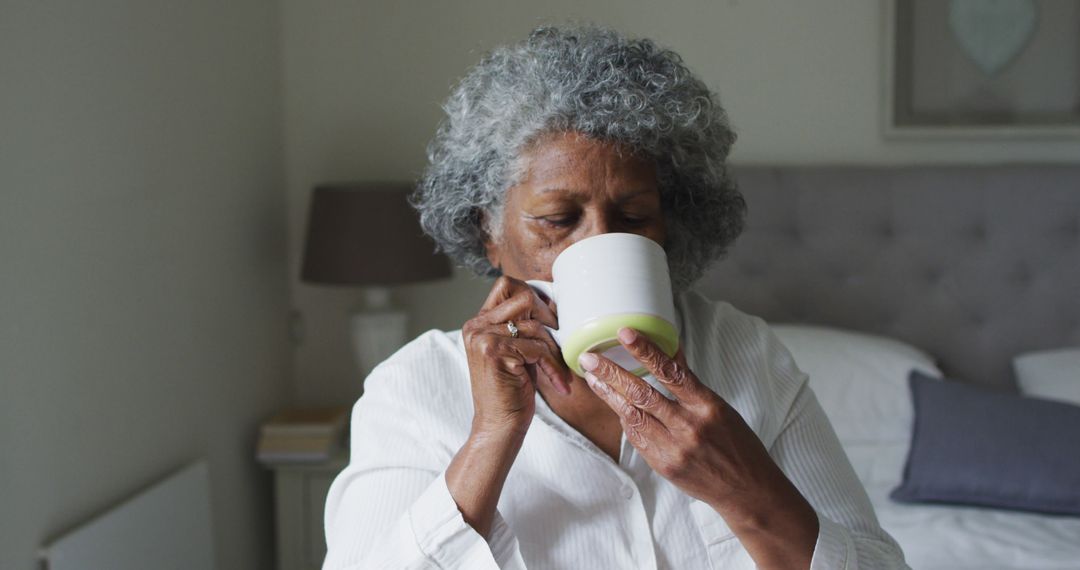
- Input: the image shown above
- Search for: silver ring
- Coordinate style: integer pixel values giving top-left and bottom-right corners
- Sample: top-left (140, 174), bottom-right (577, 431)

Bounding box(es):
top-left (506, 320), bottom-right (519, 338)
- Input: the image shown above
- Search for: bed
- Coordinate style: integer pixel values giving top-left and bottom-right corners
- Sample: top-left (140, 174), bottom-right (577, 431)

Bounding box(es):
top-left (697, 165), bottom-right (1080, 570)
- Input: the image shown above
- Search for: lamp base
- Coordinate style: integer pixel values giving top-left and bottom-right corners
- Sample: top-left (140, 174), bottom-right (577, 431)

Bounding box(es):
top-left (350, 289), bottom-right (407, 380)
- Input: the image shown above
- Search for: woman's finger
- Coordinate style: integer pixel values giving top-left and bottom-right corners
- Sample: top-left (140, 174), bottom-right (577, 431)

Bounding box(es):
top-left (506, 318), bottom-right (559, 348)
top-left (500, 319), bottom-right (572, 388)
top-left (481, 329), bottom-right (571, 395)
top-left (480, 282), bottom-right (559, 330)
top-left (479, 275), bottom-right (517, 311)
top-left (582, 369), bottom-right (668, 450)
top-left (579, 352), bottom-right (681, 425)
top-left (617, 327), bottom-right (710, 406)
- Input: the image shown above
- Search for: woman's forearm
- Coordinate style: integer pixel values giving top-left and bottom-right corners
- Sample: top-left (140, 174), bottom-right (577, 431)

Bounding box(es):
top-left (444, 423), bottom-right (526, 538)
top-left (715, 472), bottom-right (819, 570)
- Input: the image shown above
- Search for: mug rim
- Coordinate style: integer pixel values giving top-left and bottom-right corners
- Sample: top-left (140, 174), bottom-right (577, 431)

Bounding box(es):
top-left (552, 232), bottom-right (667, 277)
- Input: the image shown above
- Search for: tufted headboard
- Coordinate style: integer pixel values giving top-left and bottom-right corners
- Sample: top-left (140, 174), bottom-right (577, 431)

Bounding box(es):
top-left (696, 165), bottom-right (1080, 389)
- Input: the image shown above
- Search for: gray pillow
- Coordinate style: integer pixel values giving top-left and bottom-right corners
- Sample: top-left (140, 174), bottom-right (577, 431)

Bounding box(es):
top-left (890, 371), bottom-right (1080, 516)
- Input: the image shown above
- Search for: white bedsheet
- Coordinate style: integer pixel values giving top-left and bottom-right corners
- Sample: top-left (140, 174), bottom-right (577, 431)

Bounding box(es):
top-left (868, 480), bottom-right (1080, 570)
top-left (846, 442), bottom-right (1080, 570)
top-left (843, 442), bottom-right (1080, 569)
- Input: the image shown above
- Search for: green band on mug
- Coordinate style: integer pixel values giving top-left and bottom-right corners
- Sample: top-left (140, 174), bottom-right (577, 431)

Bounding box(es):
top-left (562, 313), bottom-right (679, 377)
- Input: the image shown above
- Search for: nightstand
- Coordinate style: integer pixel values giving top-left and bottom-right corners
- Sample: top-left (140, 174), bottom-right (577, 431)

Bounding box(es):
top-left (265, 450), bottom-right (349, 570)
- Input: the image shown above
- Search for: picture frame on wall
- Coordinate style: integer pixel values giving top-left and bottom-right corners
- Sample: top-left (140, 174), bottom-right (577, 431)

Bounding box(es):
top-left (882, 0), bottom-right (1080, 138)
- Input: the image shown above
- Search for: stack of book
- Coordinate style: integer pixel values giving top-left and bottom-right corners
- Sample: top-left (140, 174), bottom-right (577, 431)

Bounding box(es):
top-left (256, 406), bottom-right (349, 463)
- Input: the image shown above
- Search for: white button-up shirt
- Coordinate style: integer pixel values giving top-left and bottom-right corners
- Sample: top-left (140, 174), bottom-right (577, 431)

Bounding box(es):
top-left (323, 289), bottom-right (909, 569)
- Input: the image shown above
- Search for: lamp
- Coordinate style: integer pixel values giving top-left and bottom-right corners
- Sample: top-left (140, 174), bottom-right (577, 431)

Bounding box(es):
top-left (300, 182), bottom-right (451, 378)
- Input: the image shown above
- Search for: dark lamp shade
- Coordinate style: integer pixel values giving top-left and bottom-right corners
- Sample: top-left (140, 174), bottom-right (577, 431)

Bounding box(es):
top-left (300, 182), bottom-right (452, 286)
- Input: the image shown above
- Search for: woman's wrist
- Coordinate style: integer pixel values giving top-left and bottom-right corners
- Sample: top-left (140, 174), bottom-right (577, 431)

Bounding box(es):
top-left (444, 421), bottom-right (528, 538)
top-left (471, 415), bottom-right (531, 445)
top-left (710, 477), bottom-right (819, 570)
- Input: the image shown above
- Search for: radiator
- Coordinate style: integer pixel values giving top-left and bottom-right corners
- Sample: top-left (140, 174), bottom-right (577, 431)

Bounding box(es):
top-left (39, 460), bottom-right (215, 570)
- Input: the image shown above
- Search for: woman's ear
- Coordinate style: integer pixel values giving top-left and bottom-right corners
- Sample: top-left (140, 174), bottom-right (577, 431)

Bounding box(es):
top-left (479, 210), bottom-right (502, 271)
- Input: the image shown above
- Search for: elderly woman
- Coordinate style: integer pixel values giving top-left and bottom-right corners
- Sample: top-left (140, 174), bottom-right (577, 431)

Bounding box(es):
top-left (323, 25), bottom-right (907, 570)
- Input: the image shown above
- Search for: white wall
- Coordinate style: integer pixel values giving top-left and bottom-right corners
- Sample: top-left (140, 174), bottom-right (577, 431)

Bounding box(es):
top-left (279, 0), bottom-right (1080, 407)
top-left (0, 2), bottom-right (290, 569)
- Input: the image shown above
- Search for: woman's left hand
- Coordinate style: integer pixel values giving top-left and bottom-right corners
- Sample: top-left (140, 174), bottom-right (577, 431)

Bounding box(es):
top-left (579, 327), bottom-right (819, 569)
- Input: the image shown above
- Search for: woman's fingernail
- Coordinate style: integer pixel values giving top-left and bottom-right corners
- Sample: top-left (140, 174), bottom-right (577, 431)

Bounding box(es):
top-left (618, 327), bottom-right (637, 344)
top-left (584, 372), bottom-right (607, 393)
top-left (556, 377), bottom-right (571, 396)
top-left (578, 352), bottom-right (598, 371)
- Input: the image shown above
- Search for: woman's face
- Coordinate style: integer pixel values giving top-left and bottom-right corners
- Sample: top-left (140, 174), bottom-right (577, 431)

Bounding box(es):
top-left (483, 131), bottom-right (667, 282)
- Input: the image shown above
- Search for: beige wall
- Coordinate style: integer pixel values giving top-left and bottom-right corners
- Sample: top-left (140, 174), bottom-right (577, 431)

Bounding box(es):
top-left (0, 2), bottom-right (290, 569)
top-left (280, 0), bottom-right (1080, 407)
top-left (4, 2), bottom-right (1070, 566)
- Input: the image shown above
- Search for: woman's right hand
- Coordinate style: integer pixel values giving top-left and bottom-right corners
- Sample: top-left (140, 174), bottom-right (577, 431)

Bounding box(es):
top-left (461, 275), bottom-right (572, 438)
top-left (448, 276), bottom-right (572, 537)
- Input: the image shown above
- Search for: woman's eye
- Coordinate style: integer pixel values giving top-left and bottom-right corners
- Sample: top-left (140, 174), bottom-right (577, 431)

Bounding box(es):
top-left (540, 215), bottom-right (577, 227)
top-left (622, 214), bottom-right (650, 226)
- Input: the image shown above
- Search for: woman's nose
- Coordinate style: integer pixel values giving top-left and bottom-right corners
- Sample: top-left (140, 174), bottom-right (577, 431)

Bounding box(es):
top-left (580, 213), bottom-right (613, 238)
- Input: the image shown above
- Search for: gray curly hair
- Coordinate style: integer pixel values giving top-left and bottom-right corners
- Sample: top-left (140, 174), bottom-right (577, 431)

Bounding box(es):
top-left (410, 24), bottom-right (745, 291)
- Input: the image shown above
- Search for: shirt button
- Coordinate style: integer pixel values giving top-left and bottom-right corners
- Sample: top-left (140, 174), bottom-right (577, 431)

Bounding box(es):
top-left (621, 485), bottom-right (634, 500)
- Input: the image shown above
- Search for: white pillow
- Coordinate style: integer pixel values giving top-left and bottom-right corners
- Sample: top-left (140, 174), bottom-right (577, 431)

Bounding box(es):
top-left (770, 324), bottom-right (943, 488)
top-left (1014, 348), bottom-right (1080, 406)
top-left (769, 324), bottom-right (942, 445)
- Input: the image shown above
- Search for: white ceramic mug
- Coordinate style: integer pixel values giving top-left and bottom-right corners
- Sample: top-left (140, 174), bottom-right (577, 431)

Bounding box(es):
top-left (526, 232), bottom-right (680, 377)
